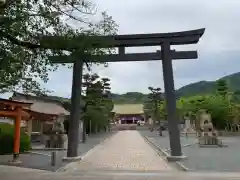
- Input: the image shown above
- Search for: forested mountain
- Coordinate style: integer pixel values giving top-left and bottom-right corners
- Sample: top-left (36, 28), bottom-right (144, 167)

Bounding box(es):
top-left (177, 72), bottom-right (240, 97)
top-left (112, 72), bottom-right (240, 104)
top-left (110, 92), bottom-right (149, 104)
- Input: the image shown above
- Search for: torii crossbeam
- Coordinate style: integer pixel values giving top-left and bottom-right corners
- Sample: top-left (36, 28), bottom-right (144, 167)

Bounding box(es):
top-left (45, 28), bottom-right (205, 161)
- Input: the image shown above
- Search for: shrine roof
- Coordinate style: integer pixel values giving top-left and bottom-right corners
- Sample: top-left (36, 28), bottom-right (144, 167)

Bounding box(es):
top-left (11, 92), bottom-right (70, 116)
top-left (112, 104), bottom-right (144, 115)
top-left (0, 98), bottom-right (32, 108)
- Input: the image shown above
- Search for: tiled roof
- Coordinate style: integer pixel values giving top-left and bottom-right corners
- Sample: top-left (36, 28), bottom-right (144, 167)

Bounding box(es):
top-left (11, 92), bottom-right (70, 115)
top-left (112, 104), bottom-right (144, 115)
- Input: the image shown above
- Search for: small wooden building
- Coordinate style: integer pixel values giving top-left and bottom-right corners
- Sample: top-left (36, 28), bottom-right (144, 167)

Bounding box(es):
top-left (11, 92), bottom-right (70, 137)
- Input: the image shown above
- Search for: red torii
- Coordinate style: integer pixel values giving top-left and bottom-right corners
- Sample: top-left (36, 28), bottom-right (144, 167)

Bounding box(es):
top-left (0, 98), bottom-right (32, 162)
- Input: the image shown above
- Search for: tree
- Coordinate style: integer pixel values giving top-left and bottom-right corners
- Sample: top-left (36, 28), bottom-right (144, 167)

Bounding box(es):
top-left (143, 100), bottom-right (154, 120)
top-left (147, 86), bottom-right (163, 135)
top-left (62, 73), bottom-right (113, 142)
top-left (0, 0), bottom-right (117, 93)
top-left (216, 80), bottom-right (228, 98)
top-left (231, 90), bottom-right (240, 103)
top-left (82, 73), bottom-right (113, 141)
top-left (176, 94), bottom-right (232, 130)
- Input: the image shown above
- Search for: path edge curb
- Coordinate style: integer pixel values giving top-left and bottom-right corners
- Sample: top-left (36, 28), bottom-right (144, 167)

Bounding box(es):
top-left (141, 134), bottom-right (189, 172)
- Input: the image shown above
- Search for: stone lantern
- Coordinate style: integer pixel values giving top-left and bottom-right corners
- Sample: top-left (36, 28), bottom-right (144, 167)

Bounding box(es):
top-left (47, 113), bottom-right (68, 148)
top-left (197, 110), bottom-right (225, 147)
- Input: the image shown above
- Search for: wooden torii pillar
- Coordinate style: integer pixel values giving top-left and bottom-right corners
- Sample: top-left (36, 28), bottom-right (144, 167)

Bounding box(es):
top-left (0, 99), bottom-right (32, 162)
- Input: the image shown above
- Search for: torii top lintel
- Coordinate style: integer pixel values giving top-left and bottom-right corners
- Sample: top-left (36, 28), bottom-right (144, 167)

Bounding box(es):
top-left (40, 28), bottom-right (205, 49)
top-left (105, 28), bottom-right (205, 47)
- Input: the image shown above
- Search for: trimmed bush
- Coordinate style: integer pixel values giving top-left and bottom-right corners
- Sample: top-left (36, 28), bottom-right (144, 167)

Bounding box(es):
top-left (0, 123), bottom-right (31, 155)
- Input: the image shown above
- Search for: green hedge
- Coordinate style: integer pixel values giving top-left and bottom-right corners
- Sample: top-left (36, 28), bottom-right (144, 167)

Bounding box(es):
top-left (0, 123), bottom-right (31, 155)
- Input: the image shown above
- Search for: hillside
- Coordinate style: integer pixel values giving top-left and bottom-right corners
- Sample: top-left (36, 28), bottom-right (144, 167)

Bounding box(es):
top-left (112, 72), bottom-right (240, 103)
top-left (111, 92), bottom-right (148, 104)
top-left (177, 72), bottom-right (240, 97)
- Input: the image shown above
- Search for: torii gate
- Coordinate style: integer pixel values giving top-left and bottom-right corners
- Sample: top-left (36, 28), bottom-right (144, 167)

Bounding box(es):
top-left (42, 28), bottom-right (205, 161)
top-left (0, 98), bottom-right (32, 162)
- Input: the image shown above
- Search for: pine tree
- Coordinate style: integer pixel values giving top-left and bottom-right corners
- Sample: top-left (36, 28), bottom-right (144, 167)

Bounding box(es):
top-left (216, 80), bottom-right (228, 98)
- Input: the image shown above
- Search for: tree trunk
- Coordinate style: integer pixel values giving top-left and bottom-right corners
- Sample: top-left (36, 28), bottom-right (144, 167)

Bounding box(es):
top-left (154, 100), bottom-right (162, 136)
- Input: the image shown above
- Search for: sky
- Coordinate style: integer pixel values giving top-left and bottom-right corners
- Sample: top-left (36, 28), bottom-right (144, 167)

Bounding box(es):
top-left (4, 0), bottom-right (240, 98)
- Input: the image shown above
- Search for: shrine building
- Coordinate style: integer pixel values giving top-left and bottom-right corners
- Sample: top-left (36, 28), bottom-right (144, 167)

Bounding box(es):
top-left (112, 104), bottom-right (144, 124)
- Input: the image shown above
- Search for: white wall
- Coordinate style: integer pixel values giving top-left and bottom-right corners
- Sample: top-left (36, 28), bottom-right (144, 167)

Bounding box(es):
top-left (0, 117), bottom-right (26, 127)
top-left (0, 118), bottom-right (13, 124)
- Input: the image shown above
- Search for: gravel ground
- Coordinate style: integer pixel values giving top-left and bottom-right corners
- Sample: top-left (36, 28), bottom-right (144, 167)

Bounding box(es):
top-left (0, 132), bottom-right (114, 171)
top-left (140, 130), bottom-right (240, 172)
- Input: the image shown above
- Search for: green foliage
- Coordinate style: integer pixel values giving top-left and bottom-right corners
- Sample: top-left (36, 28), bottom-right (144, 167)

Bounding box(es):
top-left (97, 72), bottom-right (240, 104)
top-left (110, 72), bottom-right (240, 131)
top-left (82, 73), bottom-right (113, 133)
top-left (216, 79), bottom-right (228, 98)
top-left (177, 76), bottom-right (240, 129)
top-left (176, 95), bottom-right (232, 129)
top-left (143, 100), bottom-right (154, 119)
top-left (144, 87), bottom-right (163, 123)
top-left (0, 123), bottom-right (31, 155)
top-left (0, 0), bottom-right (117, 93)
top-left (112, 92), bottom-right (149, 104)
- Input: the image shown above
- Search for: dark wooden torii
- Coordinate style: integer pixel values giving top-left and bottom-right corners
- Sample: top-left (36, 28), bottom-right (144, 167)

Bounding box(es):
top-left (43, 28), bottom-right (205, 161)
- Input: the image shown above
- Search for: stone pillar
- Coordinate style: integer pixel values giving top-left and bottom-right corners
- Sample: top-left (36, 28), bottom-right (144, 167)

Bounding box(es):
top-left (27, 119), bottom-right (32, 138)
top-left (185, 119), bottom-right (191, 130)
top-left (79, 121), bottom-right (83, 142)
top-left (63, 134), bottom-right (68, 149)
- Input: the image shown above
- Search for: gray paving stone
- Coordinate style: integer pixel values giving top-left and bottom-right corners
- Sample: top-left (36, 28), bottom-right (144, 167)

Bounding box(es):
top-left (0, 132), bottom-right (114, 171)
top-left (2, 166), bottom-right (240, 180)
top-left (66, 131), bottom-right (172, 172)
top-left (140, 130), bottom-right (240, 172)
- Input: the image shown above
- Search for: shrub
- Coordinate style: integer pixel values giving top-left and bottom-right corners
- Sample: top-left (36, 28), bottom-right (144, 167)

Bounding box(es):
top-left (0, 123), bottom-right (31, 155)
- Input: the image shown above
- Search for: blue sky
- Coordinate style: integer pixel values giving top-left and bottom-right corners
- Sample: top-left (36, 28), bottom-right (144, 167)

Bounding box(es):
top-left (3, 0), bottom-right (240, 99)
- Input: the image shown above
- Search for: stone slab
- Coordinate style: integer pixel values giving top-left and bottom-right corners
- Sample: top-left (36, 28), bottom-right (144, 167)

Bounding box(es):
top-left (199, 144), bottom-right (228, 148)
top-left (166, 155), bottom-right (187, 162)
top-left (62, 156), bottom-right (82, 162)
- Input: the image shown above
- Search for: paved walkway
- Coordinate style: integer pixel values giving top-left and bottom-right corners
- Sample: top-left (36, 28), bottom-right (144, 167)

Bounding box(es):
top-left (66, 131), bottom-right (172, 172)
top-left (2, 166), bottom-right (240, 180)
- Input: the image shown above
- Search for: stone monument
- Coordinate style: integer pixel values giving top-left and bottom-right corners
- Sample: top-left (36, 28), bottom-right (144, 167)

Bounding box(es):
top-left (183, 115), bottom-right (195, 136)
top-left (197, 109), bottom-right (226, 147)
top-left (45, 113), bottom-right (68, 149)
